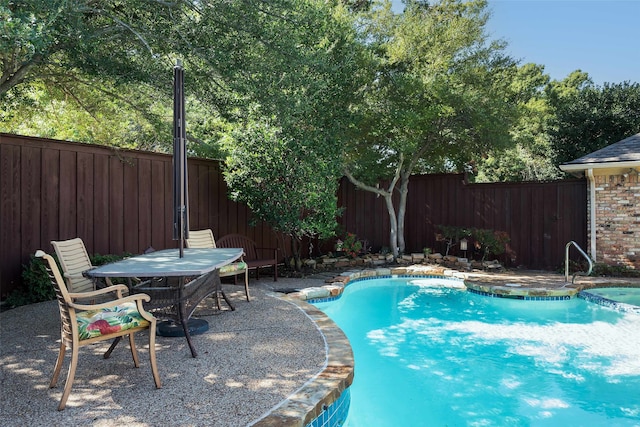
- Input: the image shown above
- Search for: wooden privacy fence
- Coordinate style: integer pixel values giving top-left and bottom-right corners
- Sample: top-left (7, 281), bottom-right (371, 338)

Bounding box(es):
top-left (0, 134), bottom-right (284, 298)
top-left (337, 174), bottom-right (587, 269)
top-left (1, 133), bottom-right (587, 298)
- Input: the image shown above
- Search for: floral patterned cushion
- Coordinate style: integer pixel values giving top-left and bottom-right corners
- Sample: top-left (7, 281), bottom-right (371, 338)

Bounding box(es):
top-left (76, 302), bottom-right (149, 340)
top-left (219, 261), bottom-right (247, 276)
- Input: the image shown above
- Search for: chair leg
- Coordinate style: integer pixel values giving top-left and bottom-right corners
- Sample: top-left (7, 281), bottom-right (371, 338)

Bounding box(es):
top-left (103, 336), bottom-right (121, 359)
top-left (128, 334), bottom-right (141, 368)
top-left (58, 346), bottom-right (79, 410)
top-left (148, 322), bottom-right (162, 388)
top-left (215, 291), bottom-right (222, 310)
top-left (50, 341), bottom-right (66, 388)
top-left (243, 270), bottom-right (250, 302)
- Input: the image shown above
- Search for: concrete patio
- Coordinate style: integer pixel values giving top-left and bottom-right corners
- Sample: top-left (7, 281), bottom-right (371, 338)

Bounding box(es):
top-left (0, 277), bottom-right (332, 427)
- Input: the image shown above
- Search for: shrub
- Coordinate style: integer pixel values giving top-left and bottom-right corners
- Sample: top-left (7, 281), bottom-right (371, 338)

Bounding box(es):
top-left (3, 252), bottom-right (132, 309)
top-left (592, 263), bottom-right (640, 278)
top-left (435, 225), bottom-right (471, 255)
top-left (472, 228), bottom-right (510, 262)
top-left (4, 254), bottom-right (59, 308)
top-left (341, 233), bottom-right (363, 258)
top-left (435, 225), bottom-right (510, 261)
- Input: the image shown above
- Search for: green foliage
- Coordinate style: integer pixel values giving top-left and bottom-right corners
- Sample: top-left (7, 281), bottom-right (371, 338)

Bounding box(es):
top-left (1, 0), bottom-right (177, 96)
top-left (0, 0), bottom-right (179, 148)
top-left (591, 263), bottom-right (640, 278)
top-left (4, 254), bottom-right (59, 308)
top-left (3, 252), bottom-right (131, 308)
top-left (549, 80), bottom-right (640, 166)
top-left (224, 120), bottom-right (343, 264)
top-left (340, 233), bottom-right (363, 258)
top-left (349, 0), bottom-right (517, 176)
top-left (436, 225), bottom-right (471, 255)
top-left (345, 0), bottom-right (518, 255)
top-left (436, 225), bottom-right (509, 261)
top-left (0, 78), bottom-right (172, 150)
top-left (475, 67), bottom-right (640, 183)
top-left (471, 229), bottom-right (510, 261)
top-left (91, 253), bottom-right (134, 266)
top-left (211, 1), bottom-right (363, 266)
top-left (474, 63), bottom-right (562, 182)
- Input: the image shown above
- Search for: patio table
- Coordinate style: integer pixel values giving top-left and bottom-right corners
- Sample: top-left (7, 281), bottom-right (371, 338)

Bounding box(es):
top-left (85, 248), bottom-right (244, 357)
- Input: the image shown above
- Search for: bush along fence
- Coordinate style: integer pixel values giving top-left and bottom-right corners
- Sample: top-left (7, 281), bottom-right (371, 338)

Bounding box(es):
top-left (430, 225), bottom-right (511, 271)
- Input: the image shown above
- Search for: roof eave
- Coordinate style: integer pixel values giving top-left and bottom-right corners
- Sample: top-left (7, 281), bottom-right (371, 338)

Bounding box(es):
top-left (559, 160), bottom-right (640, 172)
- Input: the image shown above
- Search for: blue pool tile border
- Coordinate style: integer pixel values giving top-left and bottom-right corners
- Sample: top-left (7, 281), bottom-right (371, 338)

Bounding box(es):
top-left (308, 295), bottom-right (341, 304)
top-left (467, 288), bottom-right (572, 301)
top-left (579, 290), bottom-right (640, 312)
top-left (304, 388), bottom-right (351, 427)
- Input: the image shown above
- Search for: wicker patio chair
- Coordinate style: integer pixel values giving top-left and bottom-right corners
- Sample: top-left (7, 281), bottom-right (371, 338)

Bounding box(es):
top-left (186, 229), bottom-right (250, 301)
top-left (36, 250), bottom-right (161, 410)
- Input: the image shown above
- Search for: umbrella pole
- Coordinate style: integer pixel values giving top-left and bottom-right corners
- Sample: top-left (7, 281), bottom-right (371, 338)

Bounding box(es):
top-left (173, 60), bottom-right (189, 257)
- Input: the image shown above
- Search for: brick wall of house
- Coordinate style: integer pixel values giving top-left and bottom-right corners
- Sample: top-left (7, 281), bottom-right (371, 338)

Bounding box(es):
top-left (591, 174), bottom-right (640, 269)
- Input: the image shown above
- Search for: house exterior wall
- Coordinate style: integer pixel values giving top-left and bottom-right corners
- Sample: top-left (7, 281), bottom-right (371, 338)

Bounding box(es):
top-left (591, 173), bottom-right (640, 269)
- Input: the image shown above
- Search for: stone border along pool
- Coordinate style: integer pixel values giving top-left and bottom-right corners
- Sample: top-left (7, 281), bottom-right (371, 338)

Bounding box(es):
top-left (254, 264), bottom-right (639, 427)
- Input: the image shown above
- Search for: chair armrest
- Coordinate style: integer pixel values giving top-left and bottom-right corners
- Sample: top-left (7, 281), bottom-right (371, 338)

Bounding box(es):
top-left (69, 293), bottom-right (151, 311)
top-left (255, 247), bottom-right (279, 260)
top-left (68, 284), bottom-right (129, 300)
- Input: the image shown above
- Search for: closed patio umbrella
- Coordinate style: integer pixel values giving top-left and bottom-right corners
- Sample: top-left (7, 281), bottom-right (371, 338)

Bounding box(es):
top-left (173, 60), bottom-right (189, 257)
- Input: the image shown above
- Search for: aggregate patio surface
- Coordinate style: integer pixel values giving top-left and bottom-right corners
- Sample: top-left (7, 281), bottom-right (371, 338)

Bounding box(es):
top-left (2, 268), bottom-right (639, 427)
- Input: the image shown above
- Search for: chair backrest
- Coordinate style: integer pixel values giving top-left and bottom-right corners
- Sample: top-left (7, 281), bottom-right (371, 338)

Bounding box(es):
top-left (51, 238), bottom-right (95, 294)
top-left (36, 250), bottom-right (76, 344)
top-left (185, 229), bottom-right (217, 249)
top-left (216, 234), bottom-right (258, 260)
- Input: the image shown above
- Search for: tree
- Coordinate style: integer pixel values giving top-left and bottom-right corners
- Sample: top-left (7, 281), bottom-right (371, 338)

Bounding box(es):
top-left (344, 0), bottom-right (517, 256)
top-left (549, 80), bottom-right (640, 165)
top-left (214, 1), bottom-right (365, 266)
top-left (0, 0), bottom-right (178, 96)
top-left (1, 0), bottom-right (182, 148)
top-left (2, 0), bottom-right (367, 152)
top-left (2, 1), bottom-right (365, 261)
top-left (474, 63), bottom-right (560, 182)
top-left (224, 121), bottom-right (342, 266)
top-left (0, 76), bottom-right (172, 149)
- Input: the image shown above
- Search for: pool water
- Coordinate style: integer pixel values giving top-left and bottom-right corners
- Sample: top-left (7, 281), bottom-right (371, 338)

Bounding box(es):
top-left (314, 278), bottom-right (640, 427)
top-left (583, 287), bottom-right (640, 307)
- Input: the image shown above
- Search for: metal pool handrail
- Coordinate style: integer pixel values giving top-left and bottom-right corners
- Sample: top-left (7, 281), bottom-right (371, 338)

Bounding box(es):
top-left (565, 241), bottom-right (594, 283)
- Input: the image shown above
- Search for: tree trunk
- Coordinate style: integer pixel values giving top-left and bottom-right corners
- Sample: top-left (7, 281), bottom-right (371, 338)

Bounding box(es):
top-left (344, 163), bottom-right (403, 258)
top-left (289, 236), bottom-right (303, 271)
top-left (397, 172), bottom-right (410, 254)
top-left (383, 193), bottom-right (399, 257)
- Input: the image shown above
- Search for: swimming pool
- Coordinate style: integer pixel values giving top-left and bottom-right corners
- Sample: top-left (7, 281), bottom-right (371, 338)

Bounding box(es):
top-left (580, 287), bottom-right (640, 310)
top-left (314, 277), bottom-right (640, 426)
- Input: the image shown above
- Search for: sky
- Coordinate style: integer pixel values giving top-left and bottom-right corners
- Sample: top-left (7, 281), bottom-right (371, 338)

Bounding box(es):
top-left (390, 0), bottom-right (640, 86)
